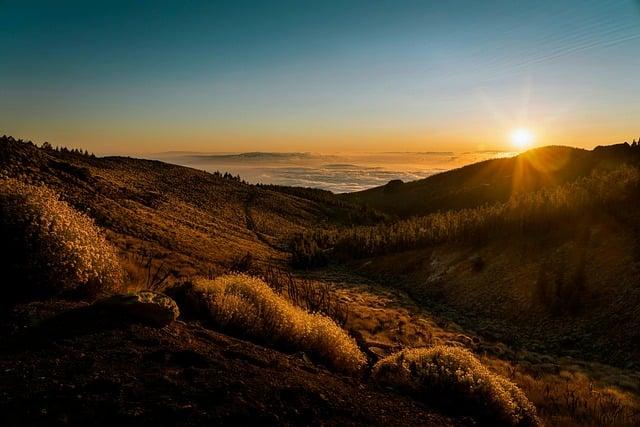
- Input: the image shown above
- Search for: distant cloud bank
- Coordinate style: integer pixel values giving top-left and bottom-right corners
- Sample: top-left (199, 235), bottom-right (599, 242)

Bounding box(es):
top-left (149, 151), bottom-right (515, 193)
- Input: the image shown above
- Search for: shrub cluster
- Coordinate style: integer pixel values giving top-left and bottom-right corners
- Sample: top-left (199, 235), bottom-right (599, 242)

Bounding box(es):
top-left (170, 274), bottom-right (366, 373)
top-left (487, 357), bottom-right (640, 426)
top-left (0, 178), bottom-right (122, 305)
top-left (372, 346), bottom-right (540, 426)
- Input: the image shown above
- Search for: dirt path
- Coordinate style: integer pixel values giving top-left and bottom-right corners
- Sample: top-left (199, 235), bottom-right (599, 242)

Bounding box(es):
top-left (301, 267), bottom-right (477, 358)
top-left (243, 189), bottom-right (284, 253)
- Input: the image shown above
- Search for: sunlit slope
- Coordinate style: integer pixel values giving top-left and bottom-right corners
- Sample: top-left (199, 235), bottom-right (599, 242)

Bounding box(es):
top-left (343, 144), bottom-right (640, 217)
top-left (0, 137), bottom-right (362, 275)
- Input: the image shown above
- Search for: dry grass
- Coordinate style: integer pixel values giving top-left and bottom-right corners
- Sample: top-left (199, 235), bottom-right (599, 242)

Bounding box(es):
top-left (170, 274), bottom-right (366, 374)
top-left (0, 178), bottom-right (122, 304)
top-left (373, 346), bottom-right (540, 427)
top-left (306, 270), bottom-right (640, 426)
top-left (121, 246), bottom-right (176, 291)
top-left (262, 266), bottom-right (349, 326)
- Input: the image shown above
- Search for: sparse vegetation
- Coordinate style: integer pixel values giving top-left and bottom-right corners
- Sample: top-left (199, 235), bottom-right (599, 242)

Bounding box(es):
top-left (168, 274), bottom-right (366, 373)
top-left (262, 266), bottom-right (349, 326)
top-left (229, 252), bottom-right (255, 273)
top-left (373, 346), bottom-right (540, 426)
top-left (0, 178), bottom-right (122, 305)
top-left (122, 246), bottom-right (176, 291)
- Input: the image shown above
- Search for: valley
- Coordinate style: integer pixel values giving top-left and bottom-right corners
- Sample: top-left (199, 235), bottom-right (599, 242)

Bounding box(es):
top-left (1, 136), bottom-right (640, 426)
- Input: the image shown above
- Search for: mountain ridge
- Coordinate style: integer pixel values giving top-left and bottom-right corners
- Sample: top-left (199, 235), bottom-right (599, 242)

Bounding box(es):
top-left (342, 144), bottom-right (640, 216)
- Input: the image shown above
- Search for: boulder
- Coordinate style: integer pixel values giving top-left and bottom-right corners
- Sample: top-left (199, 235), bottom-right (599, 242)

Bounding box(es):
top-left (95, 291), bottom-right (180, 327)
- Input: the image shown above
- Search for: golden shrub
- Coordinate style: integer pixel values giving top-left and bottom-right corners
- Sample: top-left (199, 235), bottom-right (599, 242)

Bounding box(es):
top-left (0, 178), bottom-right (122, 303)
top-left (183, 274), bottom-right (366, 373)
top-left (372, 346), bottom-right (540, 426)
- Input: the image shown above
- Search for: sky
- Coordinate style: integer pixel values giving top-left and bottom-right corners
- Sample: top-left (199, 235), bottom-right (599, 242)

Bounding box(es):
top-left (1, 0), bottom-right (639, 155)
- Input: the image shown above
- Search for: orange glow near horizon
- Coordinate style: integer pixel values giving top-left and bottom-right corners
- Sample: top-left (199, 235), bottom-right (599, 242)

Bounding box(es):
top-left (4, 123), bottom-right (631, 157)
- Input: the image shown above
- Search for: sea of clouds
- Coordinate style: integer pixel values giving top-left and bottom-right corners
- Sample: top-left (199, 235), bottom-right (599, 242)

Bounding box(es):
top-left (150, 151), bottom-right (515, 193)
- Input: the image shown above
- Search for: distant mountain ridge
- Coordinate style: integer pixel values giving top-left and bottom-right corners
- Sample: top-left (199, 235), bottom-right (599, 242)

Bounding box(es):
top-left (158, 151), bottom-right (324, 163)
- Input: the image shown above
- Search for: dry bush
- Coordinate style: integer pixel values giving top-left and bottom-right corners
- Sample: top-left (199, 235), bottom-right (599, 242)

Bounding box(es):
top-left (128, 247), bottom-right (174, 290)
top-left (526, 374), bottom-right (640, 426)
top-left (0, 178), bottom-right (122, 304)
top-left (262, 266), bottom-right (349, 326)
top-left (372, 346), bottom-right (540, 426)
top-left (169, 274), bottom-right (366, 374)
top-left (486, 358), bottom-right (640, 426)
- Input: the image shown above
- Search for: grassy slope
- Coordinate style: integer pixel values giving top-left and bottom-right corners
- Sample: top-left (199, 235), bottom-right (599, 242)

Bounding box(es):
top-left (348, 206), bottom-right (640, 369)
top-left (0, 138), bottom-right (468, 426)
top-left (3, 137), bottom-right (640, 425)
top-left (333, 143), bottom-right (640, 369)
top-left (0, 138), bottom-right (364, 278)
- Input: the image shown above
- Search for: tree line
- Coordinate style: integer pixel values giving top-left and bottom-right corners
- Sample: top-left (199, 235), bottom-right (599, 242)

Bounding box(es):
top-left (291, 165), bottom-right (640, 267)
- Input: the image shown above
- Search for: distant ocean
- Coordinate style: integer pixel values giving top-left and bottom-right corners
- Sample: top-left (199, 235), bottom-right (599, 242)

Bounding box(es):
top-left (149, 151), bottom-right (515, 193)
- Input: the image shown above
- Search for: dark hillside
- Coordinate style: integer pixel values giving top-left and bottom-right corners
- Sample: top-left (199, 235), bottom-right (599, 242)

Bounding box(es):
top-left (289, 142), bottom-right (640, 370)
top-left (0, 300), bottom-right (464, 427)
top-left (296, 152), bottom-right (640, 369)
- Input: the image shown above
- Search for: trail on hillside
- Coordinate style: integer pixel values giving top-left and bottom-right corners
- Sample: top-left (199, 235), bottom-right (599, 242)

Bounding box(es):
top-left (242, 188), bottom-right (286, 253)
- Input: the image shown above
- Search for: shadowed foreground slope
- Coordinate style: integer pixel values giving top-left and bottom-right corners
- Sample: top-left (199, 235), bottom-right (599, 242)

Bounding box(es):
top-left (0, 301), bottom-right (464, 427)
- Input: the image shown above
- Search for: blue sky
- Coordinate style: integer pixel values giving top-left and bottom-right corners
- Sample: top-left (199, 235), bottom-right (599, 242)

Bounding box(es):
top-left (1, 0), bottom-right (639, 154)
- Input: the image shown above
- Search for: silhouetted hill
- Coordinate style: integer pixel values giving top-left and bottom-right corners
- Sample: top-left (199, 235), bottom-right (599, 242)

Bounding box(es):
top-left (343, 144), bottom-right (640, 216)
top-left (183, 152), bottom-right (319, 163)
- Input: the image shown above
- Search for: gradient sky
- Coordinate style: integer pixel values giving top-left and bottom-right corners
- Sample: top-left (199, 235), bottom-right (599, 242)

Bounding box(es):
top-left (1, 0), bottom-right (639, 155)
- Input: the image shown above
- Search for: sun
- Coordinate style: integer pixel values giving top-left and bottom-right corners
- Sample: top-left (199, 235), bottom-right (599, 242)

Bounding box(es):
top-left (510, 128), bottom-right (534, 150)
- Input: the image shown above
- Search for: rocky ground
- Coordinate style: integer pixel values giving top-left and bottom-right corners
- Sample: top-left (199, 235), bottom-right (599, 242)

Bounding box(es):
top-left (0, 300), bottom-right (468, 427)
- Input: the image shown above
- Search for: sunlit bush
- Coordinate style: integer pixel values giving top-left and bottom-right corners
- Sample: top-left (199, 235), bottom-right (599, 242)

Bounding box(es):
top-left (373, 346), bottom-right (540, 426)
top-left (170, 274), bottom-right (366, 373)
top-left (0, 178), bottom-right (122, 304)
top-left (485, 357), bottom-right (640, 426)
